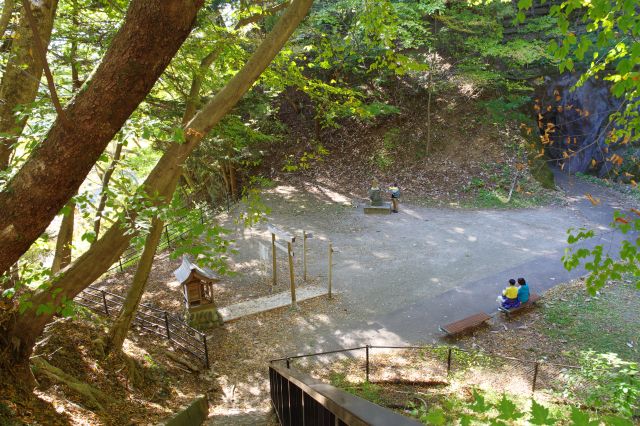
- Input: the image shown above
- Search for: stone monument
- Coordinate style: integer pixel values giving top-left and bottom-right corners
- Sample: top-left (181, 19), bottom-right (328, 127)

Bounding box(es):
top-left (364, 179), bottom-right (391, 214)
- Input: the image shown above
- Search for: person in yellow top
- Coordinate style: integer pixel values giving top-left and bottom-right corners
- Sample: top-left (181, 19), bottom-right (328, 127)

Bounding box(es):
top-left (499, 279), bottom-right (521, 310)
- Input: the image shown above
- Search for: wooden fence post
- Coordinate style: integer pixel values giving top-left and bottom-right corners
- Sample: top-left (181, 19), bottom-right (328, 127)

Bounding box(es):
top-left (303, 230), bottom-right (307, 282)
top-left (365, 345), bottom-right (370, 383)
top-left (271, 233), bottom-right (277, 287)
top-left (164, 225), bottom-right (172, 248)
top-left (101, 290), bottom-right (110, 316)
top-left (288, 241), bottom-right (296, 309)
top-left (164, 312), bottom-right (171, 340)
top-left (202, 333), bottom-right (209, 369)
top-left (328, 242), bottom-right (333, 299)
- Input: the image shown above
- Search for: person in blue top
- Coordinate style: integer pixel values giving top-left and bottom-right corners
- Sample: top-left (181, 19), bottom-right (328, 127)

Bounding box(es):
top-left (517, 277), bottom-right (530, 303)
top-left (389, 183), bottom-right (400, 213)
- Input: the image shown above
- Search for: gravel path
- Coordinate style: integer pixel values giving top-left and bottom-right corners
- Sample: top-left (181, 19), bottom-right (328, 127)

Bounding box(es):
top-left (199, 171), bottom-right (637, 423)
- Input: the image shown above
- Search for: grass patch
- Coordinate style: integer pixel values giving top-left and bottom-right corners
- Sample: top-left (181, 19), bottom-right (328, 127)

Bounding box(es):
top-left (576, 172), bottom-right (640, 203)
top-left (542, 281), bottom-right (640, 362)
top-left (463, 186), bottom-right (559, 209)
top-left (329, 372), bottom-right (383, 405)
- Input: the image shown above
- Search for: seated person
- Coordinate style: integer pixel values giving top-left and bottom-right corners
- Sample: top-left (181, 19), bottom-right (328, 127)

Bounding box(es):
top-left (517, 277), bottom-right (530, 303)
top-left (500, 279), bottom-right (521, 310)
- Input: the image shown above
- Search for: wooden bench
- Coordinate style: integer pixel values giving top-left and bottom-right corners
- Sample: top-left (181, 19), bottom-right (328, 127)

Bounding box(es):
top-left (498, 292), bottom-right (541, 317)
top-left (439, 312), bottom-right (491, 336)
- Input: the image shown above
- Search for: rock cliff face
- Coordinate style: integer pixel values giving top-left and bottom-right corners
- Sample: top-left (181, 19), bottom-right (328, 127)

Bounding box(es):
top-left (538, 74), bottom-right (624, 175)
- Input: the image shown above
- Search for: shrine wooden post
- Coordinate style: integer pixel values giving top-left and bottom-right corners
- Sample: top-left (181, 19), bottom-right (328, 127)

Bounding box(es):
top-left (271, 233), bottom-right (277, 288)
top-left (328, 242), bottom-right (333, 299)
top-left (268, 224), bottom-right (296, 308)
top-left (303, 230), bottom-right (313, 281)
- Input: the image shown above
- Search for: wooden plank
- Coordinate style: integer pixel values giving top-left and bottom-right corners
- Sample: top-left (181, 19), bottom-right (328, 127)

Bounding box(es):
top-left (440, 312), bottom-right (491, 336)
top-left (288, 241), bottom-right (296, 308)
top-left (272, 233), bottom-right (277, 287)
top-left (268, 224), bottom-right (295, 243)
top-left (275, 241), bottom-right (294, 256)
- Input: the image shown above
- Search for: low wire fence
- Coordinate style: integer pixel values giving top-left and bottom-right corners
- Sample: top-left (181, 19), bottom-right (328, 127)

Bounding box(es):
top-left (75, 285), bottom-right (209, 368)
top-left (271, 344), bottom-right (587, 397)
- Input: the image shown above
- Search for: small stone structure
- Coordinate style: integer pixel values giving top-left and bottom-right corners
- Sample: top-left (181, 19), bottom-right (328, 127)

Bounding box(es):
top-left (174, 256), bottom-right (223, 329)
top-left (364, 179), bottom-right (391, 214)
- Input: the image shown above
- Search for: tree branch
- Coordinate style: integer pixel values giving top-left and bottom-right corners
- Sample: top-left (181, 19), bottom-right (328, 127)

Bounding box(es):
top-left (20, 0), bottom-right (67, 125)
top-left (235, 1), bottom-right (290, 29)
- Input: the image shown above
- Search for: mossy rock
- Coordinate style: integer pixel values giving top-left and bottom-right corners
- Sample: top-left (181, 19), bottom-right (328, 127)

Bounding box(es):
top-left (522, 124), bottom-right (555, 189)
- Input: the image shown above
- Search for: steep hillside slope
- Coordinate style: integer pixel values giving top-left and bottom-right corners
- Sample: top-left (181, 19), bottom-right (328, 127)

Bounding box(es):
top-left (258, 77), bottom-right (558, 208)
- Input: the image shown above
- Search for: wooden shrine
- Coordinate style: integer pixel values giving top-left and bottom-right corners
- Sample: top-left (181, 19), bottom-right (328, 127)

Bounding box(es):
top-left (173, 256), bottom-right (222, 328)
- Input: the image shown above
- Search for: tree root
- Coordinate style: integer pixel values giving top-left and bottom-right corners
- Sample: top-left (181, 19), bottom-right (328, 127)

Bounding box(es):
top-left (121, 353), bottom-right (145, 390)
top-left (30, 357), bottom-right (111, 411)
top-left (161, 349), bottom-right (201, 373)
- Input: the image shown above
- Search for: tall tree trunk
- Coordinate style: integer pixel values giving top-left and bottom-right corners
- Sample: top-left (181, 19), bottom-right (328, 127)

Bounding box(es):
top-left (426, 50), bottom-right (433, 155)
top-left (0, 0), bottom-right (58, 170)
top-left (0, 0), bottom-right (313, 382)
top-left (0, 0), bottom-right (202, 276)
top-left (50, 201), bottom-right (75, 274)
top-left (92, 141), bottom-right (124, 242)
top-left (106, 217), bottom-right (165, 355)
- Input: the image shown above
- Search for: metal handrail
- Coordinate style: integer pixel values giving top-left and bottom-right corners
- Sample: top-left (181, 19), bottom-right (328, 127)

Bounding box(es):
top-left (270, 344), bottom-right (582, 370)
top-left (270, 363), bottom-right (422, 426)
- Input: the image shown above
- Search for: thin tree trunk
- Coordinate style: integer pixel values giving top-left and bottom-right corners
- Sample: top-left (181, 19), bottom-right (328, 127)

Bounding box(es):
top-left (220, 163), bottom-right (230, 195)
top-left (106, 217), bottom-right (164, 355)
top-left (0, 0), bottom-right (58, 170)
top-left (51, 201), bottom-right (75, 274)
top-left (69, 0), bottom-right (81, 91)
top-left (426, 50), bottom-right (433, 155)
top-left (49, 1), bottom-right (82, 273)
top-left (92, 141), bottom-right (124, 241)
top-left (229, 162), bottom-right (238, 199)
top-left (0, 0), bottom-right (202, 275)
top-left (0, 0), bottom-right (15, 40)
top-left (0, 0), bottom-right (313, 381)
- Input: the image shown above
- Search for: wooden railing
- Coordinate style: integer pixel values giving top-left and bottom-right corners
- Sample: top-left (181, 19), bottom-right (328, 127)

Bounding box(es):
top-left (75, 285), bottom-right (209, 368)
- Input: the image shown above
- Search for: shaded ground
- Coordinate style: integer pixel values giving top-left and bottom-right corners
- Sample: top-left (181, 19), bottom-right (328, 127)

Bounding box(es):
top-left (0, 312), bottom-right (220, 425)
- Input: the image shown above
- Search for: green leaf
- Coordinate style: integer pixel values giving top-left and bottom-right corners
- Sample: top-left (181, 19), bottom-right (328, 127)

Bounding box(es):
top-left (529, 400), bottom-right (556, 425)
top-left (517, 0), bottom-right (533, 10)
top-left (2, 288), bottom-right (16, 299)
top-left (81, 231), bottom-right (96, 243)
top-left (423, 408), bottom-right (447, 425)
top-left (570, 407), bottom-right (599, 426)
top-left (171, 127), bottom-right (186, 143)
top-left (470, 389), bottom-right (491, 413)
top-left (496, 394), bottom-right (523, 420)
top-left (603, 416), bottom-right (634, 426)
